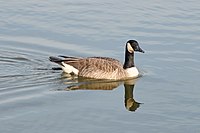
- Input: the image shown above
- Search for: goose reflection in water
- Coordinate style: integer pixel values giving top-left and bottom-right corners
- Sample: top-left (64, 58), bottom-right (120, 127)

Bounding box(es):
top-left (124, 79), bottom-right (142, 111)
top-left (58, 73), bottom-right (142, 112)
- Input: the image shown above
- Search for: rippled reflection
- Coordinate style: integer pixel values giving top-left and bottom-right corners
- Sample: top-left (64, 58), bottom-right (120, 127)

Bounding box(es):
top-left (58, 73), bottom-right (142, 112)
top-left (124, 79), bottom-right (142, 112)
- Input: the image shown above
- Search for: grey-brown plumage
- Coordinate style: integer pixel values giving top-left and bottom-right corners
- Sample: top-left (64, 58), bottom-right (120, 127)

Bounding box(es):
top-left (50, 56), bottom-right (127, 80)
top-left (49, 40), bottom-right (145, 80)
top-left (71, 57), bottom-right (126, 79)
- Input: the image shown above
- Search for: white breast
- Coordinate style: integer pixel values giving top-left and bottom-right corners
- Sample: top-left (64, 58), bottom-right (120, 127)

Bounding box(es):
top-left (125, 67), bottom-right (139, 78)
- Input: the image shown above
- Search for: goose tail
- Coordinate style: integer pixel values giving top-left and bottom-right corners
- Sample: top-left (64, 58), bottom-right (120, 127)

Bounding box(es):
top-left (49, 56), bottom-right (64, 65)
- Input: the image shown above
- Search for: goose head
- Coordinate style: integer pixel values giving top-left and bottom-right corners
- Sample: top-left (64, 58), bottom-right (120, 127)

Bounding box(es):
top-left (123, 40), bottom-right (145, 69)
top-left (126, 40), bottom-right (145, 54)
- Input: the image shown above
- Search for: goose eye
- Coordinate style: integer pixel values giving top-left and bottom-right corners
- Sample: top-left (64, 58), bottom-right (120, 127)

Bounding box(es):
top-left (134, 45), bottom-right (138, 50)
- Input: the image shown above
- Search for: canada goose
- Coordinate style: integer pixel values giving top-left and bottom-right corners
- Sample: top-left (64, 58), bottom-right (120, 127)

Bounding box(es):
top-left (49, 40), bottom-right (144, 80)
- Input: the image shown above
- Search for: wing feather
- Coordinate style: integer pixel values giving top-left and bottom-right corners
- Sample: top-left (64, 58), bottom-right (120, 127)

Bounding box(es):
top-left (77, 57), bottom-right (126, 79)
top-left (56, 56), bottom-right (127, 79)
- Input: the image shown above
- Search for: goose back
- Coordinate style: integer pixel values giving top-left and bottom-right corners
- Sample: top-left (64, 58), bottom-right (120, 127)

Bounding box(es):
top-left (63, 57), bottom-right (127, 80)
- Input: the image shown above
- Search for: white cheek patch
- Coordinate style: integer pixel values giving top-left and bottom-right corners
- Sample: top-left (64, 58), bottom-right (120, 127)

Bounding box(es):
top-left (61, 62), bottom-right (79, 75)
top-left (127, 43), bottom-right (134, 53)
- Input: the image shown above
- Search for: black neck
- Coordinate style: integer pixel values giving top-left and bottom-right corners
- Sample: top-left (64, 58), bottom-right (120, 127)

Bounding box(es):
top-left (123, 49), bottom-right (135, 69)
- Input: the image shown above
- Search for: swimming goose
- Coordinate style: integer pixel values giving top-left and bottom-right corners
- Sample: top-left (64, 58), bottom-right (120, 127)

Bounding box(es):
top-left (49, 40), bottom-right (144, 80)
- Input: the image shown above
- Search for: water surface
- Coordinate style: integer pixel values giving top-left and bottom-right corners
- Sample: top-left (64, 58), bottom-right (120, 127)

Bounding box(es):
top-left (0, 1), bottom-right (200, 133)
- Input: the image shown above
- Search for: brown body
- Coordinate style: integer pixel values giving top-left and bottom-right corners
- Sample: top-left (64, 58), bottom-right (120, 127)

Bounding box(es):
top-left (61, 56), bottom-right (127, 80)
top-left (49, 40), bottom-right (144, 80)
